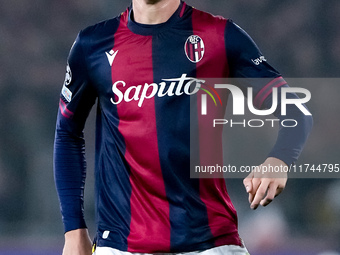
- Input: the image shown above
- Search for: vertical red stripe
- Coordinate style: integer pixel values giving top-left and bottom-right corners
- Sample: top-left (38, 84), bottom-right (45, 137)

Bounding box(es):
top-left (189, 44), bottom-right (194, 62)
top-left (192, 9), bottom-right (242, 246)
top-left (111, 14), bottom-right (170, 252)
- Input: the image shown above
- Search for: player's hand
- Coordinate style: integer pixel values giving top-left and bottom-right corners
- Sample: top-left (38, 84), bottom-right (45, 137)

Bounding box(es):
top-left (62, 228), bottom-right (92, 255)
top-left (243, 157), bottom-right (288, 210)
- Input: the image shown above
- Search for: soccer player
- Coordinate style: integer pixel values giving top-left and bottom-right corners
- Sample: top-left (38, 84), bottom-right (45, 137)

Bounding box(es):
top-left (54, 0), bottom-right (313, 254)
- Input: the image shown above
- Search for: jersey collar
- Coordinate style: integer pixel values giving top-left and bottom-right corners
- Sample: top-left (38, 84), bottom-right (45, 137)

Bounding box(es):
top-left (127, 1), bottom-right (185, 36)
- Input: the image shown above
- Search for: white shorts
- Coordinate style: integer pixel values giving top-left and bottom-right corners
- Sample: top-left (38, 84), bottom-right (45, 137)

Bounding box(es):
top-left (93, 245), bottom-right (249, 255)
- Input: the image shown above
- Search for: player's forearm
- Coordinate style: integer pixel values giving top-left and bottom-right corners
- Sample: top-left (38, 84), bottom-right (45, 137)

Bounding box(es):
top-left (54, 120), bottom-right (88, 232)
top-left (267, 93), bottom-right (313, 166)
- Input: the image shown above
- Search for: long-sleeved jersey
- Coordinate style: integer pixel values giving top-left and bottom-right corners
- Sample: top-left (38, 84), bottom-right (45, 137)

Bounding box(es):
top-left (54, 1), bottom-right (312, 253)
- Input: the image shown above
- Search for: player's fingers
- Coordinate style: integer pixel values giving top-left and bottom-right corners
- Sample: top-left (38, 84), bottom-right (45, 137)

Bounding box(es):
top-left (260, 183), bottom-right (277, 207)
top-left (243, 171), bottom-right (254, 193)
top-left (260, 180), bottom-right (286, 207)
top-left (248, 192), bottom-right (255, 206)
top-left (248, 177), bottom-right (262, 204)
top-left (273, 183), bottom-right (285, 200)
top-left (276, 185), bottom-right (285, 196)
top-left (250, 180), bottom-right (270, 210)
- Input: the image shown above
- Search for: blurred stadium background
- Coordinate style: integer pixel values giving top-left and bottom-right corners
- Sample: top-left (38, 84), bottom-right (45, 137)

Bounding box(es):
top-left (0, 0), bottom-right (339, 254)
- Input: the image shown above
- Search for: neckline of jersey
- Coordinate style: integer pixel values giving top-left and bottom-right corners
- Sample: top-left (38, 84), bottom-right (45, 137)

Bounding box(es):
top-left (127, 1), bottom-right (185, 36)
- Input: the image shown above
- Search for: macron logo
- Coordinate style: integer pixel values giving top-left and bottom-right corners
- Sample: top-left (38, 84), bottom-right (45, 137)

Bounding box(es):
top-left (106, 50), bottom-right (119, 66)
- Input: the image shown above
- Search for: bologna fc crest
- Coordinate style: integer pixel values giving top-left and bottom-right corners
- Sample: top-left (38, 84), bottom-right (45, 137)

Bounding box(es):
top-left (185, 35), bottom-right (205, 63)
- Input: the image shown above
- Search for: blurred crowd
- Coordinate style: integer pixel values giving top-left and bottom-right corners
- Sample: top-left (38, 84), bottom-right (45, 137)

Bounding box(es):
top-left (0, 0), bottom-right (339, 254)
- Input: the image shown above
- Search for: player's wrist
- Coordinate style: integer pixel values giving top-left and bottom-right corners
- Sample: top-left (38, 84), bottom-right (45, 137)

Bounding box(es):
top-left (264, 157), bottom-right (288, 167)
top-left (63, 228), bottom-right (92, 255)
top-left (64, 228), bottom-right (91, 241)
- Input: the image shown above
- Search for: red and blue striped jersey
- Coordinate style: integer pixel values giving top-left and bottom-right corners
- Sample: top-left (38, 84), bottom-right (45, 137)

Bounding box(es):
top-left (54, 1), bottom-right (312, 253)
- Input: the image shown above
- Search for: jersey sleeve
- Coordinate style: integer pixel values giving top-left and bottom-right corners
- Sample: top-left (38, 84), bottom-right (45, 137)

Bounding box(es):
top-left (225, 20), bottom-right (313, 166)
top-left (225, 19), bottom-right (280, 81)
top-left (54, 31), bottom-right (97, 233)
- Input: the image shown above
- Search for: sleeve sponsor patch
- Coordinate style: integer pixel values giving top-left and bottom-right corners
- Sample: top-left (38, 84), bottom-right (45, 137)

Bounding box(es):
top-left (61, 85), bottom-right (72, 102)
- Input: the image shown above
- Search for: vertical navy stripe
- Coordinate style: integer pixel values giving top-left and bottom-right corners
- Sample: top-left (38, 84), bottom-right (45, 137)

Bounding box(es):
top-left (92, 16), bottom-right (132, 251)
top-left (152, 7), bottom-right (214, 252)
